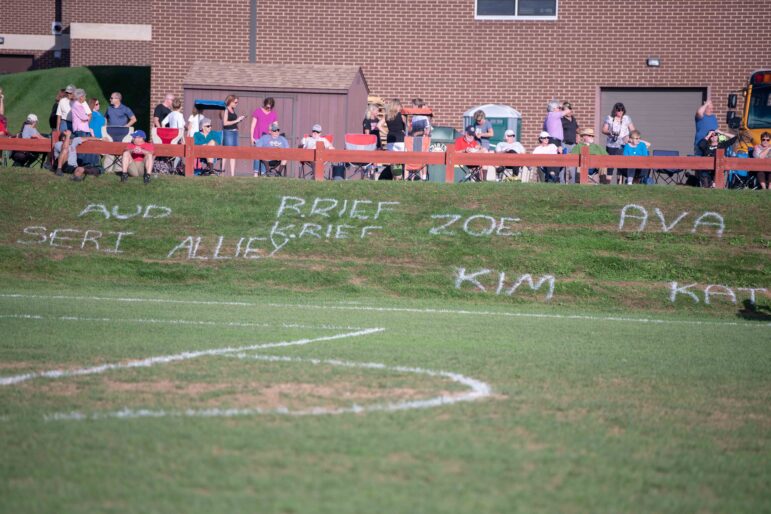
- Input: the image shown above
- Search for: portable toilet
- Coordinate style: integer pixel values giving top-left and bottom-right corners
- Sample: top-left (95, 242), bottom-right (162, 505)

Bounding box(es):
top-left (462, 104), bottom-right (522, 146)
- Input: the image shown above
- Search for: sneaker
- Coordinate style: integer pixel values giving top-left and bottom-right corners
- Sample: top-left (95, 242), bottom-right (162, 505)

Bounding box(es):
top-left (55, 168), bottom-right (63, 176)
top-left (143, 173), bottom-right (151, 184)
top-left (71, 175), bottom-right (83, 182)
top-left (120, 173), bottom-right (128, 183)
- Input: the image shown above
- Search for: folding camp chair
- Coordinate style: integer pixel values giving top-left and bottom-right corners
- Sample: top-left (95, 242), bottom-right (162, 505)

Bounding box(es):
top-left (193, 130), bottom-right (224, 176)
top-left (726, 151), bottom-right (758, 189)
top-left (102, 128), bottom-right (133, 174)
top-left (344, 133), bottom-right (378, 179)
top-left (459, 164), bottom-right (483, 182)
top-left (151, 128), bottom-right (184, 175)
top-left (651, 149), bottom-right (684, 185)
top-left (403, 136), bottom-right (430, 181)
top-left (7, 135), bottom-right (47, 168)
top-left (299, 134), bottom-right (334, 179)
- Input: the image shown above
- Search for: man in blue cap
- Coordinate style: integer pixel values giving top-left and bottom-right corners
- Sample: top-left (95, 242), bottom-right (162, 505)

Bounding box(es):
top-left (121, 129), bottom-right (154, 184)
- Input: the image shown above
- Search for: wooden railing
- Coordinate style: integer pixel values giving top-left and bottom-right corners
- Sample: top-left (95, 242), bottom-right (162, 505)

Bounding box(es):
top-left (2, 135), bottom-right (771, 187)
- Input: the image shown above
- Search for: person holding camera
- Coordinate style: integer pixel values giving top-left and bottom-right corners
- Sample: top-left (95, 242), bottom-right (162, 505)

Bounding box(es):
top-left (602, 102), bottom-right (635, 183)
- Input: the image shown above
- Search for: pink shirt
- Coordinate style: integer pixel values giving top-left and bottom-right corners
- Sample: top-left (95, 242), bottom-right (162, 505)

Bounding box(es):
top-left (71, 101), bottom-right (91, 134)
top-left (252, 108), bottom-right (277, 140)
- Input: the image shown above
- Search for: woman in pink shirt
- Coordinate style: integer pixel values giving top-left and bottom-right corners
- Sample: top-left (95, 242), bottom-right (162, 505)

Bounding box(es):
top-left (250, 97), bottom-right (277, 175)
top-left (70, 88), bottom-right (92, 137)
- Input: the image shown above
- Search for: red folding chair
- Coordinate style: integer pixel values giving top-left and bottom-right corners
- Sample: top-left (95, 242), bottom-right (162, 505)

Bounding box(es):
top-left (344, 133), bottom-right (378, 179)
top-left (403, 135), bottom-right (430, 180)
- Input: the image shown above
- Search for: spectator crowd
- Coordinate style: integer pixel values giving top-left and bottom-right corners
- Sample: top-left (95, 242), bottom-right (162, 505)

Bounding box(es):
top-left (1, 82), bottom-right (769, 189)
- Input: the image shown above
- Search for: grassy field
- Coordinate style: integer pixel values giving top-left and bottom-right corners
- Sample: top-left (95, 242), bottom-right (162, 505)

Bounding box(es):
top-left (0, 66), bottom-right (151, 134)
top-left (0, 170), bottom-right (769, 513)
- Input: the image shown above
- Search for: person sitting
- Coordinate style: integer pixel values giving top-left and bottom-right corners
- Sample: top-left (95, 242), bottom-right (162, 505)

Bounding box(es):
top-left (533, 131), bottom-right (560, 183)
top-left (454, 125), bottom-right (493, 182)
top-left (120, 130), bottom-right (154, 184)
top-left (621, 130), bottom-right (651, 184)
top-left (193, 117), bottom-right (219, 173)
top-left (569, 127), bottom-right (608, 182)
top-left (753, 131), bottom-right (771, 189)
top-left (254, 121), bottom-right (289, 177)
top-left (300, 124), bottom-right (334, 149)
top-left (53, 131), bottom-right (99, 181)
top-left (494, 129), bottom-right (525, 179)
top-left (697, 129), bottom-right (736, 188)
top-left (11, 114), bottom-right (47, 167)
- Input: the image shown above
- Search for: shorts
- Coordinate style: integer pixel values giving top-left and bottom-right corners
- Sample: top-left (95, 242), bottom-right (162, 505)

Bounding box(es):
top-left (127, 160), bottom-right (146, 177)
top-left (223, 130), bottom-right (238, 146)
top-left (386, 142), bottom-right (404, 152)
top-left (62, 163), bottom-right (78, 174)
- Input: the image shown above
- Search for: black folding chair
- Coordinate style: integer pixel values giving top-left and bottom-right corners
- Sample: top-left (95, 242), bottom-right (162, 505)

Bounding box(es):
top-left (651, 149), bottom-right (684, 185)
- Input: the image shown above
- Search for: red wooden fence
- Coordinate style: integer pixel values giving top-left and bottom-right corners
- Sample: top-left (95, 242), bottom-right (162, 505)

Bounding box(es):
top-left (2, 135), bottom-right (770, 187)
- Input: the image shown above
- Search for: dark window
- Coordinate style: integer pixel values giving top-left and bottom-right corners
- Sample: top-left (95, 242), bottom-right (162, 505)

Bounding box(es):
top-left (476, 0), bottom-right (557, 18)
top-left (748, 86), bottom-right (771, 130)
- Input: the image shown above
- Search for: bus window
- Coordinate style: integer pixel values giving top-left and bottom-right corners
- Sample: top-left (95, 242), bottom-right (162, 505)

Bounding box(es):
top-left (748, 86), bottom-right (771, 129)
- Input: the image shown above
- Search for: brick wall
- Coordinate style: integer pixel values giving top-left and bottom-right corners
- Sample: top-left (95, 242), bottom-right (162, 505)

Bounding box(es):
top-left (0, 1), bottom-right (56, 34)
top-left (150, 0), bottom-right (250, 110)
top-left (70, 40), bottom-right (150, 67)
top-left (150, 0), bottom-right (769, 145)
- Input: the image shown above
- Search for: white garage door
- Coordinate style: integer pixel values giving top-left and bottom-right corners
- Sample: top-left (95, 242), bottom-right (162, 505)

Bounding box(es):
top-left (599, 88), bottom-right (707, 157)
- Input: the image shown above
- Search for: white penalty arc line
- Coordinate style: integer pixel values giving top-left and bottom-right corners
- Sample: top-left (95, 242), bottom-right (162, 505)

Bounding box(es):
top-left (0, 293), bottom-right (767, 327)
top-left (0, 328), bottom-right (384, 386)
top-left (0, 314), bottom-right (366, 331)
top-left (46, 354), bottom-right (492, 421)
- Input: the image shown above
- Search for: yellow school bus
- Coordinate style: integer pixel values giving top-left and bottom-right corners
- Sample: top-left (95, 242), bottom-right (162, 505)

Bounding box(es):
top-left (728, 69), bottom-right (771, 145)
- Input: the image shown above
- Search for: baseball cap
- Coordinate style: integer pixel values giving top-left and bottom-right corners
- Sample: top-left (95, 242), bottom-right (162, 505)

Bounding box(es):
top-left (465, 125), bottom-right (476, 136)
top-left (65, 84), bottom-right (76, 93)
top-left (539, 131), bottom-right (551, 139)
top-left (26, 113), bottom-right (38, 123)
top-left (504, 129), bottom-right (515, 137)
top-left (131, 130), bottom-right (147, 139)
top-left (270, 121), bottom-right (280, 131)
top-left (311, 124), bottom-right (322, 133)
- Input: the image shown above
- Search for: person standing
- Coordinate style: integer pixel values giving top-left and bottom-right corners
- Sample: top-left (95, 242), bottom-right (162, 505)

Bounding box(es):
top-left (162, 98), bottom-right (186, 130)
top-left (543, 100), bottom-right (566, 147)
top-left (56, 84), bottom-right (76, 132)
top-left (222, 94), bottom-right (245, 177)
top-left (251, 97), bottom-right (277, 175)
top-left (87, 98), bottom-right (106, 138)
top-left (362, 103), bottom-right (382, 149)
top-left (694, 99), bottom-right (718, 156)
top-left (105, 92), bottom-right (137, 128)
top-left (472, 109), bottom-right (494, 150)
top-left (153, 94), bottom-right (174, 128)
top-left (70, 88), bottom-right (92, 137)
top-left (602, 102), bottom-right (635, 183)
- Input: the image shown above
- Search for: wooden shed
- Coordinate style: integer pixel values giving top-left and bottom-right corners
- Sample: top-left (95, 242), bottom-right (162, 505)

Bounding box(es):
top-left (183, 61), bottom-right (370, 175)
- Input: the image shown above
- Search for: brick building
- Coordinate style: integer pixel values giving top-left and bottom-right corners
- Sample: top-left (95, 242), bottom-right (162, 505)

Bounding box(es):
top-left (3, 0), bottom-right (770, 154)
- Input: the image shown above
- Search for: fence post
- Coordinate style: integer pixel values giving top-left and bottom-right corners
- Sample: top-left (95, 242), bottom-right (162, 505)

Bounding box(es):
top-left (579, 145), bottom-right (589, 184)
top-left (184, 137), bottom-right (194, 177)
top-left (445, 150), bottom-right (455, 183)
top-left (314, 141), bottom-right (325, 181)
top-left (714, 148), bottom-right (726, 189)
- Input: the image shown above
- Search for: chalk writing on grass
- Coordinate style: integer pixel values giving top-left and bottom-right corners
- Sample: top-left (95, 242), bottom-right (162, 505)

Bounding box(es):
top-left (17, 226), bottom-right (133, 253)
top-left (430, 214), bottom-right (520, 237)
top-left (455, 268), bottom-right (555, 301)
top-left (669, 282), bottom-right (768, 305)
top-left (78, 204), bottom-right (172, 220)
top-left (619, 205), bottom-right (725, 237)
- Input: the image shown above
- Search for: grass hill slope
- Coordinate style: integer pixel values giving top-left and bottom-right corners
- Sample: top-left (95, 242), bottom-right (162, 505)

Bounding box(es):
top-left (0, 170), bottom-right (768, 318)
top-left (0, 66), bottom-right (150, 133)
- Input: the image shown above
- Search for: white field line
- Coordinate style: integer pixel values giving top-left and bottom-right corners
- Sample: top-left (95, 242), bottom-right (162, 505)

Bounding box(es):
top-left (0, 313), bottom-right (365, 331)
top-left (45, 354), bottom-right (492, 421)
top-left (0, 292), bottom-right (767, 327)
top-left (0, 328), bottom-right (384, 386)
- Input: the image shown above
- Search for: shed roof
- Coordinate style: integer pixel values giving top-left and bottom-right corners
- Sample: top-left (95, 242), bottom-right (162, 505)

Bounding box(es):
top-left (184, 61), bottom-right (367, 93)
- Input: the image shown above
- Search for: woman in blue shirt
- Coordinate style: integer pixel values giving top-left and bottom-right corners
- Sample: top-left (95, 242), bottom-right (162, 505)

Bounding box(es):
top-left (88, 98), bottom-right (106, 138)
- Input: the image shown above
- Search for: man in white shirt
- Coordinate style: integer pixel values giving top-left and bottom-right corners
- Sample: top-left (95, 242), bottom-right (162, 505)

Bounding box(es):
top-left (56, 84), bottom-right (76, 132)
